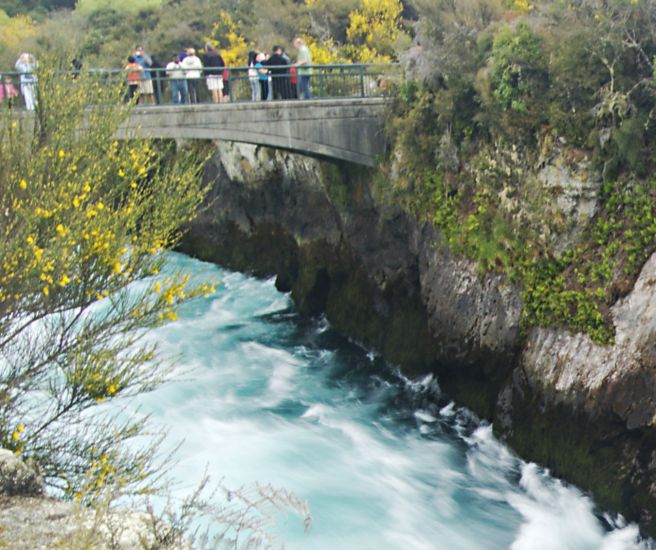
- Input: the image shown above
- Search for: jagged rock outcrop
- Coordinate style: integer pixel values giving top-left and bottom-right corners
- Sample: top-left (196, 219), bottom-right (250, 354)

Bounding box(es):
top-left (497, 252), bottom-right (656, 529)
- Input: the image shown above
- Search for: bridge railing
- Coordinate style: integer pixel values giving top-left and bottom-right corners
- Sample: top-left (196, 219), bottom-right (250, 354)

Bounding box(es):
top-left (0, 63), bottom-right (401, 109)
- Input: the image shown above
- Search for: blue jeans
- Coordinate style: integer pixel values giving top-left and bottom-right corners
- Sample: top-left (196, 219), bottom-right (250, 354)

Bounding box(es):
top-left (171, 79), bottom-right (188, 104)
top-left (299, 75), bottom-right (312, 99)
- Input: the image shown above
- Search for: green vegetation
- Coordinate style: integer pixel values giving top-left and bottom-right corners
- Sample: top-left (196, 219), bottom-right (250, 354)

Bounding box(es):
top-left (0, 60), bottom-right (313, 547)
top-left (0, 0), bottom-right (411, 70)
top-left (0, 60), bottom-right (211, 500)
top-left (385, 0), bottom-right (656, 343)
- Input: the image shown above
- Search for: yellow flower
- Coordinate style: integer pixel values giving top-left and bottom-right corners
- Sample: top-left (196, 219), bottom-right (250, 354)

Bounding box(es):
top-left (19, 179), bottom-right (27, 190)
top-left (56, 224), bottom-right (66, 236)
top-left (42, 285), bottom-right (49, 296)
top-left (59, 274), bottom-right (71, 286)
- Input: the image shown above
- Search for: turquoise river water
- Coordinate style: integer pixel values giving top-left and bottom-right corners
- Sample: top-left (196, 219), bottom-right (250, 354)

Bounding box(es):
top-left (125, 253), bottom-right (655, 549)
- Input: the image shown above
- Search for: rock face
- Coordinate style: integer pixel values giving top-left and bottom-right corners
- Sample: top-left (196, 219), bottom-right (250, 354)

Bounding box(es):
top-left (181, 140), bottom-right (656, 535)
top-left (498, 253), bottom-right (656, 529)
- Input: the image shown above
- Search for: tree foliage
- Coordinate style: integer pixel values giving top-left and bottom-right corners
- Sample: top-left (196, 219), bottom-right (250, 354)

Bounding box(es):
top-left (0, 0), bottom-right (411, 69)
top-left (385, 0), bottom-right (656, 343)
top-left (0, 60), bottom-right (211, 498)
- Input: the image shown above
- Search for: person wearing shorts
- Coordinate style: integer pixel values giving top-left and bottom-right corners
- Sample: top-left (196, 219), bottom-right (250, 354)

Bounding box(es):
top-left (203, 43), bottom-right (225, 103)
top-left (134, 46), bottom-right (155, 105)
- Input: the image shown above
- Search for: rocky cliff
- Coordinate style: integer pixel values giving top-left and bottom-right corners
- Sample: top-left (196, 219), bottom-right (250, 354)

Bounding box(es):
top-left (180, 140), bottom-right (656, 536)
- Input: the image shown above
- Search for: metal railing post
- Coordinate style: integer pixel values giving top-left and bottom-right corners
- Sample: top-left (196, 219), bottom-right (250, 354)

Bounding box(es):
top-left (359, 65), bottom-right (365, 98)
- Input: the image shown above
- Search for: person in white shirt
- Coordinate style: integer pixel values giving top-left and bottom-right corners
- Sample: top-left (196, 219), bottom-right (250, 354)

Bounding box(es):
top-left (181, 48), bottom-right (203, 104)
top-left (166, 54), bottom-right (188, 104)
top-left (15, 53), bottom-right (37, 110)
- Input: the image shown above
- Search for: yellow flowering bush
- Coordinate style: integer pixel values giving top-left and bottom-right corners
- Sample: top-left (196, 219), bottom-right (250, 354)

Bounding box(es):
top-left (0, 60), bottom-right (211, 499)
top-left (345, 0), bottom-right (404, 60)
top-left (207, 10), bottom-right (250, 66)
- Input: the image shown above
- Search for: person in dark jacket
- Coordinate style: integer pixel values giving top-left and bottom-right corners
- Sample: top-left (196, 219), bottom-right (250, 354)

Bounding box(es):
top-left (202, 43), bottom-right (225, 103)
top-left (265, 46), bottom-right (292, 100)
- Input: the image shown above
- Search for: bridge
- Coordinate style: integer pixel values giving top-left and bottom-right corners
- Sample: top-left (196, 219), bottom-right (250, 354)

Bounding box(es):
top-left (117, 97), bottom-right (388, 166)
top-left (8, 63), bottom-right (398, 166)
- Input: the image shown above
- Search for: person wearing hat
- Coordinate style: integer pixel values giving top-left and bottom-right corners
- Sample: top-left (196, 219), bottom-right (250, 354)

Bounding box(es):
top-left (181, 47), bottom-right (203, 104)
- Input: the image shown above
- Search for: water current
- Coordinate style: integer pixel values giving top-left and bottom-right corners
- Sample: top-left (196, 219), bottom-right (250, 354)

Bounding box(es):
top-left (127, 252), bottom-right (655, 549)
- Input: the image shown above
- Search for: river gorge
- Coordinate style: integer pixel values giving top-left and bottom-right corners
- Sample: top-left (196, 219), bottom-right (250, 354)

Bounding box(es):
top-left (129, 252), bottom-right (649, 548)
top-left (168, 140), bottom-right (656, 544)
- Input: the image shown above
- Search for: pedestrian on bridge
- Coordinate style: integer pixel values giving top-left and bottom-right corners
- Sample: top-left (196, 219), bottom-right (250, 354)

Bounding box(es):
top-left (255, 52), bottom-right (269, 102)
top-left (15, 53), bottom-right (37, 111)
top-left (181, 48), bottom-right (203, 104)
top-left (248, 51), bottom-right (261, 102)
top-left (0, 75), bottom-right (19, 107)
top-left (124, 56), bottom-right (144, 102)
top-left (266, 46), bottom-right (292, 100)
top-left (166, 54), bottom-right (188, 104)
top-left (202, 43), bottom-right (225, 104)
top-left (293, 37), bottom-right (313, 100)
top-left (134, 46), bottom-right (155, 105)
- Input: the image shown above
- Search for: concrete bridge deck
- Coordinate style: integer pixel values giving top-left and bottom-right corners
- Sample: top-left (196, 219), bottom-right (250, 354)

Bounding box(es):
top-left (118, 98), bottom-right (387, 166)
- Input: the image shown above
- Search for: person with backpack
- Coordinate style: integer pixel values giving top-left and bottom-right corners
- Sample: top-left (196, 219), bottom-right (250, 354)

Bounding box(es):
top-left (124, 55), bottom-right (144, 102)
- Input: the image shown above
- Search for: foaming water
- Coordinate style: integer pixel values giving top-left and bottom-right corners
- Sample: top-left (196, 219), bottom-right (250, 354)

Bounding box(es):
top-left (125, 253), bottom-right (652, 549)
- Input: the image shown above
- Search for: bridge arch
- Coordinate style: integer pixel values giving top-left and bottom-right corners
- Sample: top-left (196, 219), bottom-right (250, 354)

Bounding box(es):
top-left (117, 98), bottom-right (387, 166)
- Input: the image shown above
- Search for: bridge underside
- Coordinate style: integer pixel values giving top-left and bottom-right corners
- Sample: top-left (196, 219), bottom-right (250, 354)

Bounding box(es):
top-left (117, 98), bottom-right (387, 167)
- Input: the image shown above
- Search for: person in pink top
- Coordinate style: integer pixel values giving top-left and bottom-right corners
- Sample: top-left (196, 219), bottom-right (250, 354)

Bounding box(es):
top-left (0, 76), bottom-right (19, 107)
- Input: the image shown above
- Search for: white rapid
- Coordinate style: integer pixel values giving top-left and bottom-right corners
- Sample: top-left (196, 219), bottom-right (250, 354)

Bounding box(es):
top-left (124, 253), bottom-right (653, 549)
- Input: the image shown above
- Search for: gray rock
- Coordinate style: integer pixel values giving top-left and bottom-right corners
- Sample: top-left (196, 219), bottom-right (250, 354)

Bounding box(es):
top-left (0, 448), bottom-right (43, 497)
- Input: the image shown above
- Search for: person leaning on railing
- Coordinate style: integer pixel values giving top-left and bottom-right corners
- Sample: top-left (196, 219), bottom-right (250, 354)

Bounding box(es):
top-left (165, 54), bottom-right (188, 105)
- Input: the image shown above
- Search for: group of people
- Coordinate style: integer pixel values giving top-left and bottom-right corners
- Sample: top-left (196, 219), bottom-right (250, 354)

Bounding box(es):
top-left (1, 37), bottom-right (314, 110)
top-left (126, 37), bottom-right (314, 105)
top-left (248, 38), bottom-right (313, 102)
